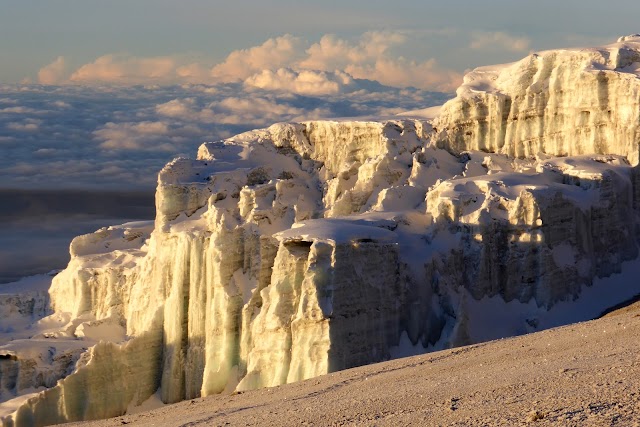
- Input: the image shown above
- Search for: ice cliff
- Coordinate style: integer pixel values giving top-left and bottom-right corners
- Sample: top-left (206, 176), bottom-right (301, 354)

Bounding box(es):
top-left (3, 35), bottom-right (640, 426)
top-left (434, 34), bottom-right (640, 163)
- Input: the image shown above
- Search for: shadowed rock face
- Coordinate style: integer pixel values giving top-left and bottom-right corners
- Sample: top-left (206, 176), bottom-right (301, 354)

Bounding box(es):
top-left (4, 36), bottom-right (640, 427)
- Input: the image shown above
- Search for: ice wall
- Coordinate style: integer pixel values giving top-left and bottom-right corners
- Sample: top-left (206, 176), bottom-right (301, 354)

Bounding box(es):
top-left (434, 35), bottom-right (640, 164)
top-left (4, 36), bottom-right (640, 427)
top-left (2, 119), bottom-right (437, 426)
top-left (427, 155), bottom-right (638, 310)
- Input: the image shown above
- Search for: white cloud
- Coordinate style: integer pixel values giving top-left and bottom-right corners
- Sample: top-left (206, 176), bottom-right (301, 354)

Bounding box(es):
top-left (299, 31), bottom-right (407, 71)
top-left (470, 32), bottom-right (531, 52)
top-left (210, 35), bottom-right (303, 82)
top-left (93, 121), bottom-right (199, 153)
top-left (244, 69), bottom-right (354, 95)
top-left (293, 32), bottom-right (462, 90)
top-left (175, 63), bottom-right (210, 82)
top-left (38, 56), bottom-right (68, 85)
top-left (156, 98), bottom-right (220, 124)
top-left (51, 100), bottom-right (71, 108)
top-left (156, 94), bottom-right (330, 127)
top-left (216, 96), bottom-right (308, 124)
top-left (7, 122), bottom-right (39, 131)
top-left (69, 54), bottom-right (181, 85)
top-left (345, 58), bottom-right (463, 92)
top-left (39, 31), bottom-right (463, 91)
top-left (0, 106), bottom-right (40, 114)
top-left (156, 98), bottom-right (196, 118)
top-left (34, 148), bottom-right (58, 156)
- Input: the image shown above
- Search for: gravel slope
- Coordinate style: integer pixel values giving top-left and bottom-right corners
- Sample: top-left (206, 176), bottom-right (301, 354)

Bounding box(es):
top-left (72, 304), bottom-right (640, 427)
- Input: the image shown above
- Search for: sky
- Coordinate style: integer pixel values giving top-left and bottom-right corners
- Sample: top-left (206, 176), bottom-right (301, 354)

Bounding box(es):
top-left (2, 0), bottom-right (640, 86)
top-left (1, 1), bottom-right (639, 280)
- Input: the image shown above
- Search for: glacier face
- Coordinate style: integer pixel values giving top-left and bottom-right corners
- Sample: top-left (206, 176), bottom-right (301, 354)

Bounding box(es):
top-left (3, 36), bottom-right (640, 426)
top-left (434, 35), bottom-right (640, 164)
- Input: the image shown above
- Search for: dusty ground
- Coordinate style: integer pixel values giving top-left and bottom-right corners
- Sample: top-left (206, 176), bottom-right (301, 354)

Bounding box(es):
top-left (72, 304), bottom-right (640, 427)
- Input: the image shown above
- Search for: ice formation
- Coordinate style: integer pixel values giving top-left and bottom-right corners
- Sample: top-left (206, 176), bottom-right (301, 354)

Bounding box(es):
top-left (434, 34), bottom-right (640, 163)
top-left (3, 35), bottom-right (640, 426)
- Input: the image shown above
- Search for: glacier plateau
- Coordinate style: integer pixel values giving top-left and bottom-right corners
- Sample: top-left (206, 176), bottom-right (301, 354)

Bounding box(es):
top-left (2, 35), bottom-right (640, 426)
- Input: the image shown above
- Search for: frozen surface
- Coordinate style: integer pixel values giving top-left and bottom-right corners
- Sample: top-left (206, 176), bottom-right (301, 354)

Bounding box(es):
top-left (0, 275), bottom-right (52, 296)
top-left (0, 274), bottom-right (52, 345)
top-left (435, 34), bottom-right (640, 163)
top-left (4, 35), bottom-right (640, 426)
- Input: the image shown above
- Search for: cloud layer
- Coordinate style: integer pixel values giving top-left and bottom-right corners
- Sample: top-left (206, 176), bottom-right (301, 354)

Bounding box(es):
top-left (35, 31), bottom-right (472, 91)
top-left (0, 82), bottom-right (451, 190)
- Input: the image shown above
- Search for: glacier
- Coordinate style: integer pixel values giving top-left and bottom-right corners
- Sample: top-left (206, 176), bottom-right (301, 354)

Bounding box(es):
top-left (2, 35), bottom-right (640, 426)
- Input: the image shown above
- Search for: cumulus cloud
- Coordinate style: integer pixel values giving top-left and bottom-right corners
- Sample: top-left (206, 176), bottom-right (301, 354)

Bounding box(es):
top-left (156, 94), bottom-right (329, 127)
top-left (51, 100), bottom-right (71, 108)
top-left (38, 31), bottom-right (464, 91)
top-left (6, 119), bottom-right (42, 131)
top-left (214, 96), bottom-right (319, 124)
top-left (34, 148), bottom-right (58, 156)
top-left (470, 31), bottom-right (531, 52)
top-left (93, 121), bottom-right (201, 152)
top-left (38, 56), bottom-right (68, 85)
top-left (299, 31), bottom-right (407, 71)
top-left (345, 58), bottom-right (463, 92)
top-left (1, 106), bottom-right (40, 114)
top-left (69, 54), bottom-right (181, 85)
top-left (210, 35), bottom-right (303, 82)
top-left (244, 69), bottom-right (355, 95)
top-left (155, 98), bottom-right (198, 119)
top-left (235, 31), bottom-right (461, 91)
top-left (175, 63), bottom-right (210, 82)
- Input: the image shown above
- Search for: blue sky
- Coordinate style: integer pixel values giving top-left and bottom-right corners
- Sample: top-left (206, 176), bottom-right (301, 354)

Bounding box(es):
top-left (2, 0), bottom-right (639, 85)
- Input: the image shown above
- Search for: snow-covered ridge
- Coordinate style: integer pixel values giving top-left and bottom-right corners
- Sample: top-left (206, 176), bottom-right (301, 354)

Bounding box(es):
top-left (3, 36), bottom-right (640, 426)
